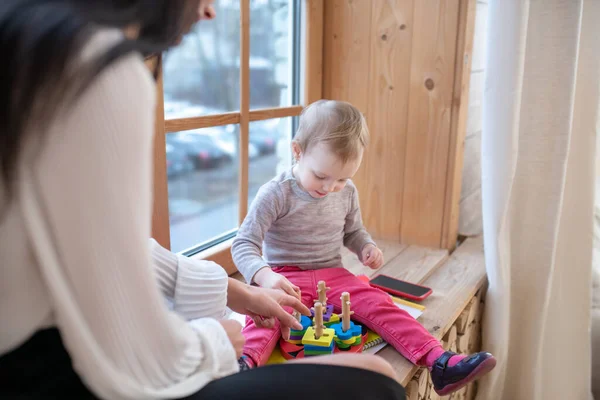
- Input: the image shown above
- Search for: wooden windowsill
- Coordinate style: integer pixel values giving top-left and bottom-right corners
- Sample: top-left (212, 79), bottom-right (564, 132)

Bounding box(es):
top-left (380, 237), bottom-right (487, 388)
top-left (190, 238), bottom-right (238, 277)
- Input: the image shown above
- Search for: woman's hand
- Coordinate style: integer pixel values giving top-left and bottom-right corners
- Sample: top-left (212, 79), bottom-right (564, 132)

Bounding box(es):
top-left (242, 286), bottom-right (311, 340)
top-left (253, 267), bottom-right (300, 298)
top-left (227, 278), bottom-right (310, 340)
top-left (218, 320), bottom-right (245, 358)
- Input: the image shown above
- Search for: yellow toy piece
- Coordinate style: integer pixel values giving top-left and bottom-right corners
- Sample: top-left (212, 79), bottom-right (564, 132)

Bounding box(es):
top-left (302, 326), bottom-right (335, 347)
top-left (325, 313), bottom-right (340, 324)
top-left (266, 346), bottom-right (286, 365)
top-left (337, 336), bottom-right (358, 345)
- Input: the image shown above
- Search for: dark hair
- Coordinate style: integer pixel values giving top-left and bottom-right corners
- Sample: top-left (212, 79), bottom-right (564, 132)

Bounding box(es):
top-left (0, 0), bottom-right (196, 204)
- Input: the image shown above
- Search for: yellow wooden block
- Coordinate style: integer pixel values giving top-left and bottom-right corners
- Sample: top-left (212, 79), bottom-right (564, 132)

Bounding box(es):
top-left (266, 346), bottom-right (286, 365)
top-left (302, 327), bottom-right (335, 347)
top-left (338, 336), bottom-right (358, 345)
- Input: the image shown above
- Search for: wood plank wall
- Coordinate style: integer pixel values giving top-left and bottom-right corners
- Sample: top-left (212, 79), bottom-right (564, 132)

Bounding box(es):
top-left (323, 0), bottom-right (475, 249)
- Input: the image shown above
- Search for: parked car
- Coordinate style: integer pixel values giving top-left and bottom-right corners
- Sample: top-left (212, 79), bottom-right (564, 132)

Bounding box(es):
top-left (249, 118), bottom-right (281, 155)
top-left (165, 141), bottom-right (194, 178)
top-left (167, 131), bottom-right (232, 169)
top-left (215, 128), bottom-right (261, 160)
top-left (168, 125), bottom-right (262, 171)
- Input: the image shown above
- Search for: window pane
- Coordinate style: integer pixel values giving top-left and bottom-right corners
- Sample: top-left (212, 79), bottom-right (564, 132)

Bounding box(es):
top-left (163, 1), bottom-right (241, 118)
top-left (248, 117), bottom-right (293, 207)
top-left (166, 125), bottom-right (240, 253)
top-left (250, 0), bottom-right (296, 109)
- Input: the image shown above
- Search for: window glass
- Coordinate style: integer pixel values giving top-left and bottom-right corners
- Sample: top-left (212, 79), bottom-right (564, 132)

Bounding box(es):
top-left (163, 0), bottom-right (241, 117)
top-left (249, 0), bottom-right (295, 109)
top-left (166, 125), bottom-right (240, 252)
top-left (248, 117), bottom-right (293, 207)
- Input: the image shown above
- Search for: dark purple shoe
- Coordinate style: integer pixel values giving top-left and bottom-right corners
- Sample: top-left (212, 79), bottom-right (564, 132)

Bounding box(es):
top-left (238, 356), bottom-right (253, 372)
top-left (430, 351), bottom-right (496, 396)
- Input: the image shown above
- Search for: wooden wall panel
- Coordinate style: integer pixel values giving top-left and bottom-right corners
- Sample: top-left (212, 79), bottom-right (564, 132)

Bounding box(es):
top-left (441, 0), bottom-right (477, 249)
top-left (323, 0), bottom-right (372, 112)
top-left (400, 0), bottom-right (460, 246)
top-left (361, 0), bottom-right (414, 238)
top-left (323, 0), bottom-right (472, 248)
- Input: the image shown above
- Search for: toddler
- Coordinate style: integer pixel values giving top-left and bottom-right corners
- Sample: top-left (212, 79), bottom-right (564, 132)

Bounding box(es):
top-left (232, 100), bottom-right (496, 396)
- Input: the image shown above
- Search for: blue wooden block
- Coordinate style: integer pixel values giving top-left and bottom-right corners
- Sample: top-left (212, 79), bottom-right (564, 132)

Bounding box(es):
top-left (304, 348), bottom-right (333, 356)
top-left (331, 321), bottom-right (362, 341)
top-left (290, 316), bottom-right (311, 339)
top-left (350, 323), bottom-right (362, 337)
top-left (304, 340), bottom-right (335, 354)
top-left (300, 315), bottom-right (312, 330)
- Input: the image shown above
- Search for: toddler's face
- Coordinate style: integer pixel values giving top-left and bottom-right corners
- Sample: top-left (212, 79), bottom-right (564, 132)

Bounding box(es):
top-left (292, 142), bottom-right (362, 199)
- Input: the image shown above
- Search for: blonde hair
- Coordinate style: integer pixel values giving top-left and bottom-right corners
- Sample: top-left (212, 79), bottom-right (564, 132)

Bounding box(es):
top-left (293, 100), bottom-right (369, 163)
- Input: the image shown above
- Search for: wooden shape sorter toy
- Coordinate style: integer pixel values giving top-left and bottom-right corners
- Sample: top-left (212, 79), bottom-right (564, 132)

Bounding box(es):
top-left (278, 282), bottom-right (367, 360)
top-left (315, 280), bottom-right (335, 318)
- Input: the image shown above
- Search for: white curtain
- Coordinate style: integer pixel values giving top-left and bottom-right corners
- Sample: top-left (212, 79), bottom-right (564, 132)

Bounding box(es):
top-left (478, 1), bottom-right (599, 399)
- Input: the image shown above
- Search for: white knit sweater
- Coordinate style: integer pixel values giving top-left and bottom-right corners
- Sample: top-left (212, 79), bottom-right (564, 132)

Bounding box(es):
top-left (0, 29), bottom-right (238, 399)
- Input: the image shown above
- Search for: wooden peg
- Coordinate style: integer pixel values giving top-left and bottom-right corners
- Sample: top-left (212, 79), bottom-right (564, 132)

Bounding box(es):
top-left (316, 280), bottom-right (330, 307)
top-left (313, 301), bottom-right (324, 339)
top-left (341, 292), bottom-right (354, 332)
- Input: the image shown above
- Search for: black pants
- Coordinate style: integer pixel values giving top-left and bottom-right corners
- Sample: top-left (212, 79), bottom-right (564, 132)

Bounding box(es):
top-left (0, 328), bottom-right (406, 400)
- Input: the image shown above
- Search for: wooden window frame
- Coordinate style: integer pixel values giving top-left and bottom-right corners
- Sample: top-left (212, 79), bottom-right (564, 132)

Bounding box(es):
top-left (151, 0), bottom-right (325, 276)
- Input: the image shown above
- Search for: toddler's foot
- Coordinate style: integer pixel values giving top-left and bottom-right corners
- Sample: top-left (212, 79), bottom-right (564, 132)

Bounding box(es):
top-left (238, 355), bottom-right (255, 372)
top-left (429, 351), bottom-right (496, 396)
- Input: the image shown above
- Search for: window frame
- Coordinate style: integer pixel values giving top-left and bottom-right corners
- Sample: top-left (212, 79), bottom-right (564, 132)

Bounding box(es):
top-left (151, 0), bottom-right (324, 275)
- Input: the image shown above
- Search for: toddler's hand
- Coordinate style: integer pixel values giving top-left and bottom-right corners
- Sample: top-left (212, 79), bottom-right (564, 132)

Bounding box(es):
top-left (253, 268), bottom-right (300, 299)
top-left (362, 244), bottom-right (384, 269)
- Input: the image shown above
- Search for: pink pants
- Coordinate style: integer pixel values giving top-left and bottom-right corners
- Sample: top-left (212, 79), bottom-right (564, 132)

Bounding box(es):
top-left (242, 266), bottom-right (441, 366)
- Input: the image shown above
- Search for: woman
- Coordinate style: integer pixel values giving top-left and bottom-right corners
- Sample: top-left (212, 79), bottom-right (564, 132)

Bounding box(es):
top-left (0, 1), bottom-right (406, 399)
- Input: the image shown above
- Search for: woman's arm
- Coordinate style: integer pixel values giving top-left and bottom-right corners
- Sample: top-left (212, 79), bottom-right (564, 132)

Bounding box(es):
top-left (19, 41), bottom-right (237, 399)
top-left (149, 238), bottom-right (229, 320)
top-left (149, 237), bottom-right (178, 299)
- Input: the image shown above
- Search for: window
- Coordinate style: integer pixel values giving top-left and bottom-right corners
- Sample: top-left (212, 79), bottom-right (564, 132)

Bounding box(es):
top-left (163, 1), bottom-right (240, 116)
top-left (165, 125), bottom-right (240, 252)
top-left (248, 117), bottom-right (294, 207)
top-left (151, 0), bottom-right (322, 267)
